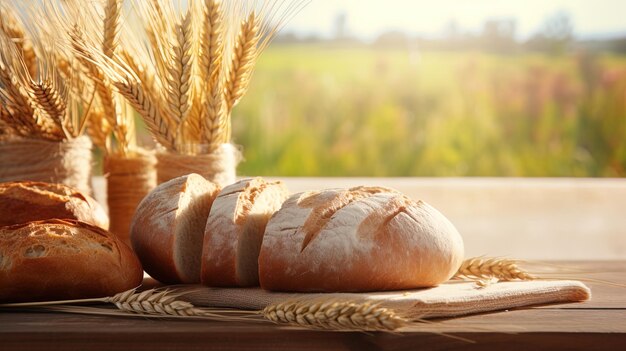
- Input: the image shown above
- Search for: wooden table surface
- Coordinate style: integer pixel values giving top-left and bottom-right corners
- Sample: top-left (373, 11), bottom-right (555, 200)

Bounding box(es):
top-left (1, 260), bottom-right (625, 351)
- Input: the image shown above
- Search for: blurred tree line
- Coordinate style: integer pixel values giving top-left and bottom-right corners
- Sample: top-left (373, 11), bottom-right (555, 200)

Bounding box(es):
top-left (276, 12), bottom-right (626, 55)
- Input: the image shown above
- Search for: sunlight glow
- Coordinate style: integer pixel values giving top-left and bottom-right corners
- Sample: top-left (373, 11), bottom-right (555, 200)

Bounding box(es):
top-left (284, 0), bottom-right (626, 40)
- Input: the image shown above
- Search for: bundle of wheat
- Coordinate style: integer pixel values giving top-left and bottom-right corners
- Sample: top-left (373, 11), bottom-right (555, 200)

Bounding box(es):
top-left (0, 2), bottom-right (93, 193)
top-left (79, 0), bottom-right (306, 185)
top-left (50, 0), bottom-right (157, 244)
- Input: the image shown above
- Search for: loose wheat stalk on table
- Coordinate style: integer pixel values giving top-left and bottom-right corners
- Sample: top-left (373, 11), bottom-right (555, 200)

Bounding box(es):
top-left (452, 256), bottom-right (536, 282)
top-left (0, 287), bottom-right (408, 332)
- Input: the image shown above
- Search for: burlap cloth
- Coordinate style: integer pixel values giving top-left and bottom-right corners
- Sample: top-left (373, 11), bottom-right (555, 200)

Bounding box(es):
top-left (174, 280), bottom-right (590, 319)
top-left (0, 136), bottom-right (92, 194)
top-left (104, 149), bottom-right (157, 246)
top-left (156, 143), bottom-right (241, 186)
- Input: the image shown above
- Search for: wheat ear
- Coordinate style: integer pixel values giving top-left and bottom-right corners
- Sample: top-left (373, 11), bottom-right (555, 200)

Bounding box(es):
top-left (263, 298), bottom-right (408, 331)
top-left (167, 11), bottom-right (193, 126)
top-left (103, 289), bottom-right (209, 316)
top-left (112, 77), bottom-right (175, 150)
top-left (199, 0), bottom-right (226, 147)
top-left (102, 0), bottom-right (122, 58)
top-left (29, 81), bottom-right (68, 136)
top-left (453, 257), bottom-right (535, 282)
top-left (224, 12), bottom-right (260, 114)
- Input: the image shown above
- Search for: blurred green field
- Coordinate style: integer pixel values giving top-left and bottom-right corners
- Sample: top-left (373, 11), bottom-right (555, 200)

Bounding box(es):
top-left (229, 45), bottom-right (626, 177)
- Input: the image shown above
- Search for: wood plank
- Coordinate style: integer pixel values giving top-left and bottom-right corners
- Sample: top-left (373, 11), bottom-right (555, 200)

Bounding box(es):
top-left (531, 260), bottom-right (626, 309)
top-left (3, 312), bottom-right (626, 351)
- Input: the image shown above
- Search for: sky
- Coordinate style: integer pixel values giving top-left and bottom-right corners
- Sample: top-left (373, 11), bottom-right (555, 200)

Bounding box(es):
top-left (282, 0), bottom-right (626, 41)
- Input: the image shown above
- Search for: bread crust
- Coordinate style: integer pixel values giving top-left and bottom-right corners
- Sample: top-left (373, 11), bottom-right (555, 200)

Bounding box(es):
top-left (0, 181), bottom-right (109, 230)
top-left (201, 178), bottom-right (289, 287)
top-left (130, 174), bottom-right (219, 284)
top-left (0, 219), bottom-right (142, 302)
top-left (259, 188), bottom-right (464, 292)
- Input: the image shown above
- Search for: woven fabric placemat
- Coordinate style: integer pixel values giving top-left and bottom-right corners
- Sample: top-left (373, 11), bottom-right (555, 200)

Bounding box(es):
top-left (175, 280), bottom-right (590, 319)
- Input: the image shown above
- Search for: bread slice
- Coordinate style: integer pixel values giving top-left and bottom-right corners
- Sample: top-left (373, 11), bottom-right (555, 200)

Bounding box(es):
top-left (0, 181), bottom-right (109, 230)
top-left (130, 174), bottom-right (220, 284)
top-left (201, 178), bottom-right (289, 287)
top-left (258, 187), bottom-right (464, 292)
top-left (0, 219), bottom-right (142, 302)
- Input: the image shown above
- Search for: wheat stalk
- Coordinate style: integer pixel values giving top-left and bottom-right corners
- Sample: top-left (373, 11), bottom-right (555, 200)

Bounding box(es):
top-left (0, 288), bottom-right (205, 316)
top-left (199, 0), bottom-right (225, 148)
top-left (63, 0), bottom-right (139, 155)
top-left (263, 298), bottom-right (408, 331)
top-left (112, 76), bottom-right (175, 150)
top-left (224, 12), bottom-right (260, 114)
top-left (103, 289), bottom-right (209, 316)
top-left (167, 10), bottom-right (194, 146)
top-left (1, 289), bottom-right (408, 331)
top-left (119, 49), bottom-right (159, 96)
top-left (29, 80), bottom-right (68, 137)
top-left (0, 1), bottom-right (96, 141)
top-left (0, 288), bottom-right (259, 323)
top-left (76, 0), bottom-right (306, 152)
top-left (453, 257), bottom-right (536, 282)
top-left (102, 0), bottom-right (122, 58)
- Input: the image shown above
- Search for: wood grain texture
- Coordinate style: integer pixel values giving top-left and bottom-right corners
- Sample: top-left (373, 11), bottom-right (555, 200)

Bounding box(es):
top-left (1, 261), bottom-right (625, 350)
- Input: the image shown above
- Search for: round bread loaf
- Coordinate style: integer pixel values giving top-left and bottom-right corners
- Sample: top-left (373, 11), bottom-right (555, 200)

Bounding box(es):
top-left (201, 178), bottom-right (289, 287)
top-left (0, 219), bottom-right (142, 302)
top-left (258, 187), bottom-right (464, 292)
top-left (0, 181), bottom-right (109, 230)
top-left (130, 174), bottom-right (220, 284)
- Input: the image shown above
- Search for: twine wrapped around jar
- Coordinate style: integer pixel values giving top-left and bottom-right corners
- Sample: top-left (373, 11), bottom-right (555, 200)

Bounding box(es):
top-left (156, 143), bottom-right (241, 186)
top-left (104, 149), bottom-right (156, 246)
top-left (0, 135), bottom-right (93, 194)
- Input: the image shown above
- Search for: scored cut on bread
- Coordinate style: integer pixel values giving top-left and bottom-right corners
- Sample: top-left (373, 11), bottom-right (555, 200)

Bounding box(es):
top-left (0, 181), bottom-right (109, 230)
top-left (258, 187), bottom-right (464, 292)
top-left (0, 219), bottom-right (142, 302)
top-left (201, 178), bottom-right (289, 287)
top-left (130, 174), bottom-right (220, 284)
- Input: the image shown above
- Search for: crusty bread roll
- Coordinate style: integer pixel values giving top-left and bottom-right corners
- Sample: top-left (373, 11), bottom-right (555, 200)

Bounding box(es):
top-left (258, 187), bottom-right (464, 292)
top-left (201, 178), bottom-right (289, 287)
top-left (0, 219), bottom-right (142, 302)
top-left (130, 174), bottom-right (220, 284)
top-left (0, 181), bottom-right (109, 230)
